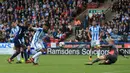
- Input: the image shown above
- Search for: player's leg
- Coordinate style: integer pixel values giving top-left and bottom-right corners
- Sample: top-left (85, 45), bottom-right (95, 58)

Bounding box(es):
top-left (21, 45), bottom-right (32, 63)
top-left (98, 60), bottom-right (111, 65)
top-left (8, 39), bottom-right (22, 63)
top-left (95, 40), bottom-right (101, 58)
top-left (89, 41), bottom-right (94, 60)
top-left (13, 50), bottom-right (21, 63)
top-left (97, 48), bottom-right (100, 58)
top-left (31, 42), bottom-right (47, 65)
top-left (27, 46), bottom-right (31, 59)
top-left (89, 48), bottom-right (92, 60)
top-left (33, 49), bottom-right (47, 65)
top-left (16, 54), bottom-right (21, 61)
top-left (86, 55), bottom-right (106, 65)
top-left (30, 42), bottom-right (43, 65)
top-left (8, 46), bottom-right (20, 63)
top-left (16, 53), bottom-right (22, 64)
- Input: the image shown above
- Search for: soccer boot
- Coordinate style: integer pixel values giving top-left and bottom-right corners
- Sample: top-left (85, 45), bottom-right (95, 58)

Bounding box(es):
top-left (85, 62), bottom-right (93, 65)
top-left (30, 58), bottom-right (34, 63)
top-left (25, 60), bottom-right (32, 64)
top-left (89, 56), bottom-right (92, 61)
top-left (7, 58), bottom-right (13, 63)
top-left (16, 61), bottom-right (22, 64)
top-left (33, 63), bottom-right (39, 65)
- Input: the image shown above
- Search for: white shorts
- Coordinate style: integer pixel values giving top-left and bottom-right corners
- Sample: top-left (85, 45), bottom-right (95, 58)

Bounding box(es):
top-left (91, 40), bottom-right (100, 47)
top-left (31, 41), bottom-right (45, 51)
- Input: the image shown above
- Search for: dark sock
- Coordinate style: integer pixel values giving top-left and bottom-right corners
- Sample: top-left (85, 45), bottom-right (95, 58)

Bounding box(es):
top-left (90, 48), bottom-right (92, 57)
top-left (10, 52), bottom-right (20, 60)
top-left (27, 50), bottom-right (30, 58)
top-left (24, 49), bottom-right (28, 61)
top-left (92, 58), bottom-right (100, 64)
top-left (21, 51), bottom-right (24, 58)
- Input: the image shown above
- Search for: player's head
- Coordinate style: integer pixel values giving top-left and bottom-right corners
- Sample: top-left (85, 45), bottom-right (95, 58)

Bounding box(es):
top-left (24, 21), bottom-right (31, 27)
top-left (11, 20), bottom-right (17, 27)
top-left (42, 24), bottom-right (50, 33)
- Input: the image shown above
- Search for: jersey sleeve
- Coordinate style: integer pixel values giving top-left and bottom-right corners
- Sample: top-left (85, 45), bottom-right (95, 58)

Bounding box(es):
top-left (32, 27), bottom-right (43, 31)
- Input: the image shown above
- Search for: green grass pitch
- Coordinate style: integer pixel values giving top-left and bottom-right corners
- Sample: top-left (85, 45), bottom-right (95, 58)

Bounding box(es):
top-left (0, 55), bottom-right (130, 73)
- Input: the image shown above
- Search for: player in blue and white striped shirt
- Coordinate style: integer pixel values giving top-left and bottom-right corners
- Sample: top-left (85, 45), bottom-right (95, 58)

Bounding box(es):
top-left (88, 21), bottom-right (102, 60)
top-left (29, 24), bottom-right (49, 65)
top-left (10, 22), bottom-right (19, 42)
top-left (9, 22), bottom-right (23, 63)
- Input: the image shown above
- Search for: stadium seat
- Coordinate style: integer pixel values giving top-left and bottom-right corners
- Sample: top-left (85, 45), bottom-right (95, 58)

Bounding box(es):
top-left (55, 39), bottom-right (59, 43)
top-left (50, 38), bottom-right (55, 42)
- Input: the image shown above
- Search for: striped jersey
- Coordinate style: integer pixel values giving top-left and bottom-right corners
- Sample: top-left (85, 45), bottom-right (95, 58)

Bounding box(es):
top-left (32, 28), bottom-right (47, 43)
top-left (14, 25), bottom-right (28, 40)
top-left (10, 26), bottom-right (19, 37)
top-left (89, 26), bottom-right (100, 41)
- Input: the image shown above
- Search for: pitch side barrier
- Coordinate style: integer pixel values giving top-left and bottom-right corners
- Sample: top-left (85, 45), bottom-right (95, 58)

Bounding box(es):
top-left (47, 42), bottom-right (130, 55)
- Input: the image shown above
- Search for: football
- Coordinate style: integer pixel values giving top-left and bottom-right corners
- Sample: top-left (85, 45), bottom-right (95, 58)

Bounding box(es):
top-left (59, 42), bottom-right (65, 48)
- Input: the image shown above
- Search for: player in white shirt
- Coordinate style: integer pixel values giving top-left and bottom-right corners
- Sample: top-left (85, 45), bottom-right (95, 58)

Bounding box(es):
top-left (88, 21), bottom-right (102, 60)
top-left (29, 24), bottom-right (49, 65)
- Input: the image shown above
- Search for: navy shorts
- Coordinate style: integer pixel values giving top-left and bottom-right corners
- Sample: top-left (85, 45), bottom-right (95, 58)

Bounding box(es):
top-left (14, 39), bottom-right (22, 47)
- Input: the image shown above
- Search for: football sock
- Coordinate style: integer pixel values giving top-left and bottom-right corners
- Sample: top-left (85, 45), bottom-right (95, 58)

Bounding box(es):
top-left (32, 51), bottom-right (42, 59)
top-left (97, 49), bottom-right (100, 58)
top-left (10, 52), bottom-right (20, 60)
top-left (34, 56), bottom-right (39, 63)
top-left (92, 58), bottom-right (100, 64)
top-left (24, 49), bottom-right (28, 61)
top-left (90, 48), bottom-right (92, 57)
top-left (21, 51), bottom-right (24, 58)
top-left (27, 50), bottom-right (30, 58)
top-left (16, 53), bottom-right (21, 61)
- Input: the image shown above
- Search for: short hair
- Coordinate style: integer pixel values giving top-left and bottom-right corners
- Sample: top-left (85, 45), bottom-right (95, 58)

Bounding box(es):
top-left (44, 24), bottom-right (50, 28)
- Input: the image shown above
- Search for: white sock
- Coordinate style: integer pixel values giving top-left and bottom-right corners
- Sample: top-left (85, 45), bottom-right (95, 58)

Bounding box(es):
top-left (34, 56), bottom-right (39, 63)
top-left (97, 49), bottom-right (100, 58)
top-left (89, 48), bottom-right (92, 57)
top-left (17, 53), bottom-right (21, 61)
top-left (32, 51), bottom-right (42, 59)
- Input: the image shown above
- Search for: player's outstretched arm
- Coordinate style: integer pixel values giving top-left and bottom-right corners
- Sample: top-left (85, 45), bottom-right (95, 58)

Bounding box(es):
top-left (29, 27), bottom-right (43, 31)
top-left (118, 50), bottom-right (129, 59)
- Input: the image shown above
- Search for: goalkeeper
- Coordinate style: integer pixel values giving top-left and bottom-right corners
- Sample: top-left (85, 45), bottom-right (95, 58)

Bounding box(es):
top-left (86, 39), bottom-right (128, 65)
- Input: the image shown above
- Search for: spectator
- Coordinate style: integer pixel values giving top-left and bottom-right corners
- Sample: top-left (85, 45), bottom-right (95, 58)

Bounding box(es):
top-left (0, 0), bottom-right (88, 43)
top-left (74, 18), bottom-right (81, 36)
top-left (56, 29), bottom-right (63, 39)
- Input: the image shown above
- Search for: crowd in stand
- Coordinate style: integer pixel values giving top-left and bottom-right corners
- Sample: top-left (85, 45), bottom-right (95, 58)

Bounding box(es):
top-left (106, 0), bottom-right (130, 42)
top-left (75, 0), bottom-right (130, 42)
top-left (0, 0), bottom-right (130, 44)
top-left (0, 0), bottom-right (87, 42)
